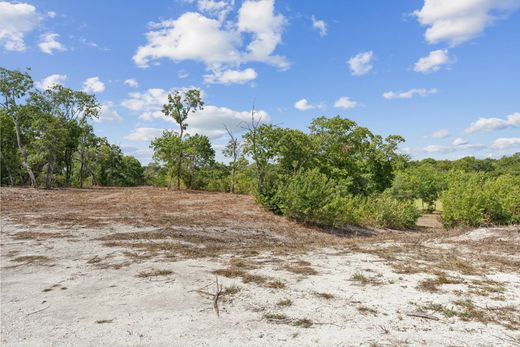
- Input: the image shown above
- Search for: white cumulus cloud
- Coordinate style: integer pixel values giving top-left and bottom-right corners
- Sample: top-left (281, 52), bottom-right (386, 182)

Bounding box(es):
top-left (38, 32), bottom-right (66, 54)
top-left (125, 127), bottom-right (165, 141)
top-left (347, 51), bottom-right (374, 76)
top-left (294, 98), bottom-right (315, 111)
top-left (133, 0), bottom-right (287, 81)
top-left (413, 0), bottom-right (520, 46)
top-left (0, 1), bottom-right (40, 51)
top-left (465, 112), bottom-right (520, 133)
top-left (431, 129), bottom-right (450, 139)
top-left (124, 78), bottom-right (139, 88)
top-left (35, 74), bottom-right (67, 90)
top-left (414, 49), bottom-right (451, 73)
top-left (82, 77), bottom-right (105, 94)
top-left (311, 15), bottom-right (327, 36)
top-left (334, 96), bottom-right (358, 109)
top-left (204, 68), bottom-right (257, 85)
top-left (492, 137), bottom-right (520, 149)
top-left (383, 88), bottom-right (437, 100)
top-left (94, 102), bottom-right (123, 123)
top-left (121, 87), bottom-right (269, 139)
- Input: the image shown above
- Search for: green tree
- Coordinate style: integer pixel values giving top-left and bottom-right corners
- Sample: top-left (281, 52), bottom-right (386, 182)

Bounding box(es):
top-left (161, 89), bottom-right (204, 190)
top-left (223, 126), bottom-right (242, 193)
top-left (0, 67), bottom-right (37, 187)
top-left (184, 134), bottom-right (215, 189)
top-left (151, 130), bottom-right (183, 189)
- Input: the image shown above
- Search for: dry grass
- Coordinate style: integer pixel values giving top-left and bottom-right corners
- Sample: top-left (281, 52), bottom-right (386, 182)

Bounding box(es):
top-left (284, 265), bottom-right (319, 276)
top-left (417, 272), bottom-right (464, 292)
top-left (213, 267), bottom-right (286, 289)
top-left (11, 255), bottom-right (51, 266)
top-left (357, 306), bottom-right (378, 315)
top-left (13, 231), bottom-right (67, 240)
top-left (136, 269), bottom-right (173, 278)
top-left (314, 292), bottom-right (335, 300)
top-left (420, 300), bottom-right (519, 330)
top-left (1, 188), bottom-right (347, 262)
top-left (222, 285), bottom-right (240, 296)
top-left (276, 299), bottom-right (293, 307)
top-left (350, 271), bottom-right (382, 285)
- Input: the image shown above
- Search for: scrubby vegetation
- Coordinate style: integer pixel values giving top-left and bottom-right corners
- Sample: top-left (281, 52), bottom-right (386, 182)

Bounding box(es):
top-left (2, 67), bottom-right (519, 230)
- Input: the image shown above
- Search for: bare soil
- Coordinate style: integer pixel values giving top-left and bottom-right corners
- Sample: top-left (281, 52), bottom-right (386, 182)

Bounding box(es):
top-left (1, 187), bottom-right (519, 346)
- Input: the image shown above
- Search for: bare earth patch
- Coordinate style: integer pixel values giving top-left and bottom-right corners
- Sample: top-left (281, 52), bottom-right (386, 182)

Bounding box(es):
top-left (1, 187), bottom-right (519, 346)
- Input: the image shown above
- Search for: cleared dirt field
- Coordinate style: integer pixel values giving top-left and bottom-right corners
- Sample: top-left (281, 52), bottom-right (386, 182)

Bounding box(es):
top-left (1, 187), bottom-right (519, 346)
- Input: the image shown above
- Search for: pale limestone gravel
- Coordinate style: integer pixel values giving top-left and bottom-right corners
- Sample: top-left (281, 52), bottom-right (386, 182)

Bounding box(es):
top-left (1, 219), bottom-right (519, 347)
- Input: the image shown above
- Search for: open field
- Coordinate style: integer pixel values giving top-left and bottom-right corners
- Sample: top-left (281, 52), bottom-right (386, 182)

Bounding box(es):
top-left (1, 187), bottom-right (519, 346)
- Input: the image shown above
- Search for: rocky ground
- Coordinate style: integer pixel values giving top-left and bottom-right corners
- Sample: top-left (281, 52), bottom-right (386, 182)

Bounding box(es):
top-left (1, 187), bottom-right (519, 346)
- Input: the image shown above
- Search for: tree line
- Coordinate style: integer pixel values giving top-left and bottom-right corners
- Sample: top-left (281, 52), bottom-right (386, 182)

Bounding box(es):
top-left (1, 67), bottom-right (144, 188)
top-left (2, 67), bottom-right (519, 230)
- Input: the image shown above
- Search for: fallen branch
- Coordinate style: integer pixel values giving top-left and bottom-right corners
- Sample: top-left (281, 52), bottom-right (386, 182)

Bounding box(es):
top-left (213, 276), bottom-right (223, 317)
top-left (26, 304), bottom-right (51, 316)
top-left (406, 312), bottom-right (439, 321)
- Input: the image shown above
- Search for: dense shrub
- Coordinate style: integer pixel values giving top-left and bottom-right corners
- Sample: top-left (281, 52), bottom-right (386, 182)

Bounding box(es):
top-left (487, 175), bottom-right (520, 224)
top-left (278, 168), bottom-right (335, 223)
top-left (357, 193), bottom-right (421, 230)
top-left (277, 169), bottom-right (420, 230)
top-left (440, 172), bottom-right (513, 228)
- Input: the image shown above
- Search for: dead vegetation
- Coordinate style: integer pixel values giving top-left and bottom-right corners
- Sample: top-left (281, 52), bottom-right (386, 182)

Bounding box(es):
top-left (418, 299), bottom-right (519, 330)
top-left (417, 272), bottom-right (464, 292)
top-left (11, 255), bottom-right (51, 266)
top-left (136, 269), bottom-right (173, 278)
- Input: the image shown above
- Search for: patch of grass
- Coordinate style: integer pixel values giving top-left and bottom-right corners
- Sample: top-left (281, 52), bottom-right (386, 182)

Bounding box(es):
top-left (417, 272), bottom-right (463, 292)
top-left (136, 269), bottom-right (173, 278)
top-left (293, 318), bottom-right (313, 328)
top-left (357, 306), bottom-right (378, 315)
top-left (213, 268), bottom-right (246, 278)
top-left (314, 292), bottom-right (334, 300)
top-left (440, 255), bottom-right (477, 275)
top-left (95, 319), bottom-right (113, 324)
top-left (284, 265), bottom-right (318, 276)
top-left (12, 255), bottom-right (51, 265)
top-left (213, 267), bottom-right (246, 278)
top-left (351, 271), bottom-right (381, 285)
top-left (264, 313), bottom-right (288, 321)
top-left (266, 279), bottom-right (286, 289)
top-left (277, 299), bottom-right (293, 307)
top-left (229, 257), bottom-right (256, 269)
top-left (222, 285), bottom-right (240, 296)
top-left (13, 232), bottom-right (66, 240)
top-left (242, 273), bottom-right (268, 285)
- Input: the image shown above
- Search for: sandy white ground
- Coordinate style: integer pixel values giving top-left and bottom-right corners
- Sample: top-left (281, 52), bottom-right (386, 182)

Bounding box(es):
top-left (1, 218), bottom-right (519, 347)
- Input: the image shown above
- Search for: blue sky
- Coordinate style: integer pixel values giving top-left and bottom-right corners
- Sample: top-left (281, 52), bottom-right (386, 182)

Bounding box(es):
top-left (1, 0), bottom-right (519, 163)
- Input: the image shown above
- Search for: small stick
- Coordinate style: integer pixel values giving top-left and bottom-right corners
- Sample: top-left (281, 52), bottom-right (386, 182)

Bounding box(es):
top-left (26, 304), bottom-right (51, 316)
top-left (406, 312), bottom-right (440, 321)
top-left (213, 276), bottom-right (223, 317)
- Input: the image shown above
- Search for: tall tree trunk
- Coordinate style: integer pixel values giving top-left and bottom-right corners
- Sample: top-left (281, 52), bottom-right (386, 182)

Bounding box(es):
top-left (230, 162), bottom-right (235, 194)
top-left (12, 117), bottom-right (36, 188)
top-left (45, 156), bottom-right (55, 189)
top-left (65, 150), bottom-right (72, 186)
top-left (79, 146), bottom-right (85, 188)
top-left (0, 152), bottom-right (14, 186)
top-left (176, 128), bottom-right (184, 191)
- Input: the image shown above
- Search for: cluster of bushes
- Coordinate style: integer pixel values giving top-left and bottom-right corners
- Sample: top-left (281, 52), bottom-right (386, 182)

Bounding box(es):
top-left (389, 155), bottom-right (520, 229)
top-left (440, 172), bottom-right (520, 228)
top-left (277, 169), bottom-right (420, 230)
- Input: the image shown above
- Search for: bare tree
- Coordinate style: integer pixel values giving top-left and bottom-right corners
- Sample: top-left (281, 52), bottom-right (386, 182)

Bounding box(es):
top-left (223, 125), bottom-right (242, 193)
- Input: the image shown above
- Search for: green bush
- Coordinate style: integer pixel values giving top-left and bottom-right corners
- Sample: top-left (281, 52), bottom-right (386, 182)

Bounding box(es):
top-left (440, 172), bottom-right (508, 228)
top-left (277, 169), bottom-right (420, 230)
top-left (357, 193), bottom-right (420, 230)
top-left (487, 175), bottom-right (520, 224)
top-left (278, 168), bottom-right (335, 223)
